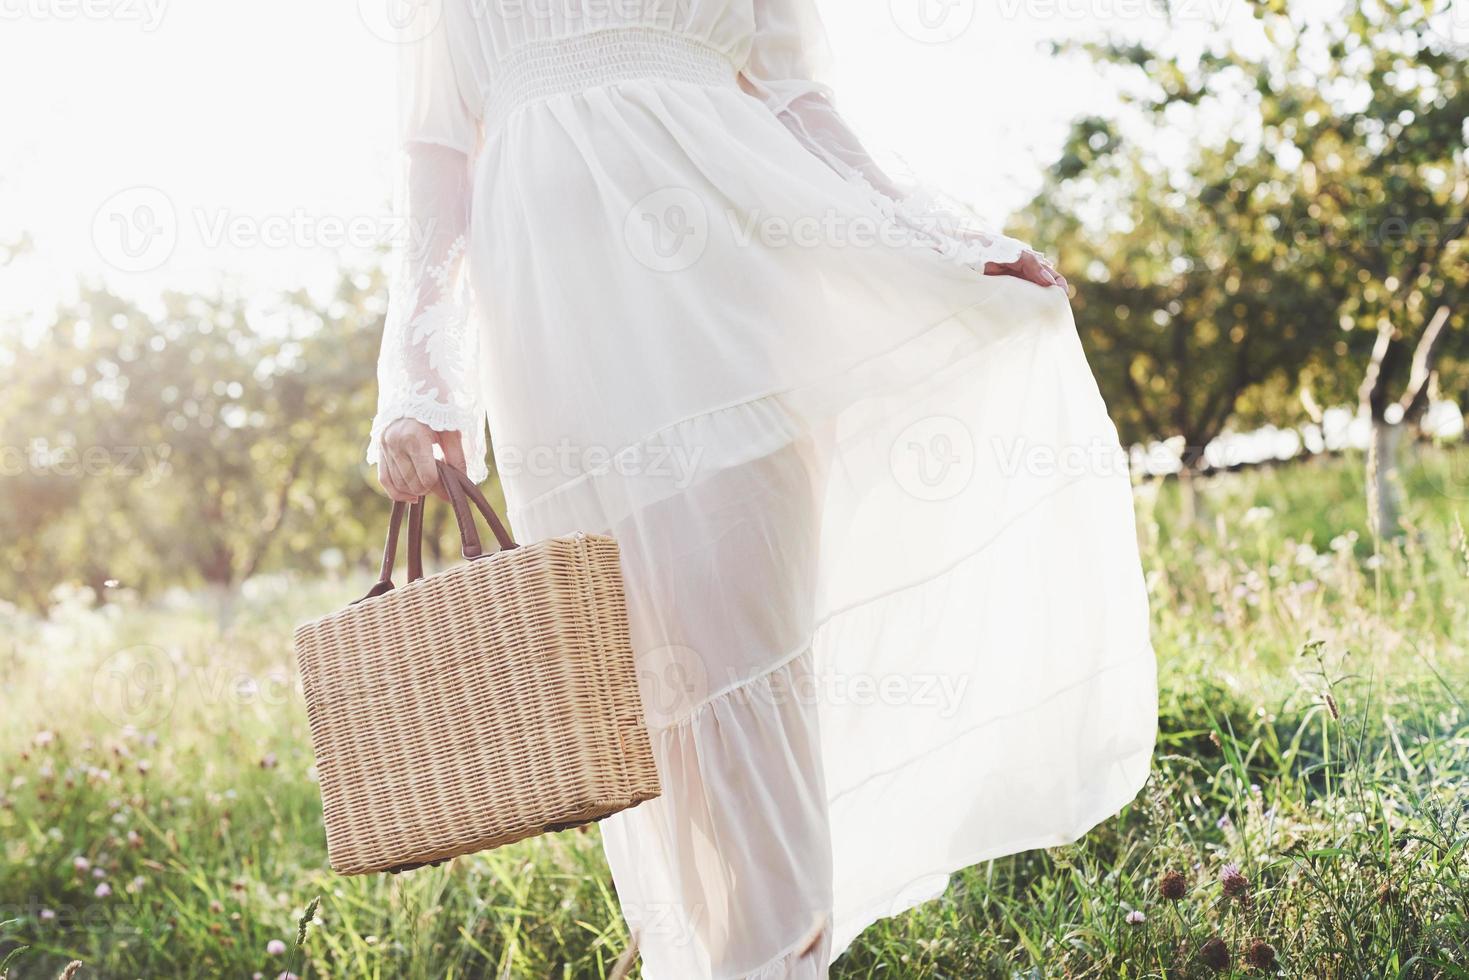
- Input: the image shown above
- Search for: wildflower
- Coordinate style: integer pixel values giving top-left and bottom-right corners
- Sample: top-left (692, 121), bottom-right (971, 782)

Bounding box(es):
top-left (34, 730), bottom-right (56, 748)
top-left (73, 856), bottom-right (91, 874)
top-left (266, 939), bottom-right (288, 956)
top-left (1158, 870), bottom-right (1188, 901)
top-left (40, 908), bottom-right (57, 922)
top-left (1125, 909), bottom-right (1146, 925)
top-left (127, 829), bottom-right (144, 849)
top-left (137, 759), bottom-right (152, 776)
top-left (1221, 863), bottom-right (1250, 900)
top-left (1217, 814), bottom-right (1233, 830)
top-left (210, 899), bottom-right (224, 914)
top-left (92, 868), bottom-right (106, 879)
top-left (94, 883), bottom-right (112, 898)
top-left (1199, 936), bottom-right (1231, 971)
top-left (276, 973), bottom-right (301, 980)
top-left (1245, 938), bottom-right (1277, 970)
top-left (260, 753), bottom-right (279, 770)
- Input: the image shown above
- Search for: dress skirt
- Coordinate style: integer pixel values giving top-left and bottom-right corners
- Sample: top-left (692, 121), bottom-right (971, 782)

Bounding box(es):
top-left (465, 73), bottom-right (1156, 979)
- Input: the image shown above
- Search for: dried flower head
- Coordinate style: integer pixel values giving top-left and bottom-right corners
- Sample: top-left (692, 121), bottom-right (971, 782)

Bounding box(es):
top-left (1221, 863), bottom-right (1250, 900)
top-left (1199, 936), bottom-right (1231, 972)
top-left (1245, 938), bottom-right (1277, 971)
top-left (1158, 869), bottom-right (1188, 901)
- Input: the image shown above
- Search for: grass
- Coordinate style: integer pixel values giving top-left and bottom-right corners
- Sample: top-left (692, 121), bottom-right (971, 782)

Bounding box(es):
top-left (2, 446), bottom-right (1467, 978)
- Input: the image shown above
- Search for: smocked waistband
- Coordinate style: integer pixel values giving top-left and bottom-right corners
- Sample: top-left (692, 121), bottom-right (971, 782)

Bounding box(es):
top-left (484, 27), bottom-right (738, 123)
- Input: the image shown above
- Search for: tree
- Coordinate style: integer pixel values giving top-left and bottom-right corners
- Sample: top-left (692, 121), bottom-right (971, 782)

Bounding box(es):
top-left (0, 273), bottom-right (392, 609)
top-left (1021, 0), bottom-right (1467, 527)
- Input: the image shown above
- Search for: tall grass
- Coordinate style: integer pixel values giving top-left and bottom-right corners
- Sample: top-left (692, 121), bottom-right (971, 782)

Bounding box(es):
top-left (2, 447), bottom-right (1467, 978)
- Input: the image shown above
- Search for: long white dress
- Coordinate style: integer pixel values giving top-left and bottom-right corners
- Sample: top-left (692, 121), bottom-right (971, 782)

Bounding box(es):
top-left (367, 2), bottom-right (1157, 977)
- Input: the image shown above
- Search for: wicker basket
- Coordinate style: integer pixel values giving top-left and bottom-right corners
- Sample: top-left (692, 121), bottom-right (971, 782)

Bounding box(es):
top-left (295, 461), bottom-right (660, 875)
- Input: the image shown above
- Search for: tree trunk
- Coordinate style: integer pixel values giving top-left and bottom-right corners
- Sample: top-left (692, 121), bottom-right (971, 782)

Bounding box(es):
top-left (1176, 440), bottom-right (1209, 524)
top-left (1365, 419), bottom-right (1402, 540)
top-left (1356, 305), bottom-right (1450, 539)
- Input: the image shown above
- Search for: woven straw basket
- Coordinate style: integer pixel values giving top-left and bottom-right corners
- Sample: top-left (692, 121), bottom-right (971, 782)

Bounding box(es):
top-left (295, 461), bottom-right (660, 875)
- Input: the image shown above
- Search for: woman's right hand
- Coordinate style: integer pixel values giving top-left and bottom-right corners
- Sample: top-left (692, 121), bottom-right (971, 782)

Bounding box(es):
top-left (376, 419), bottom-right (468, 503)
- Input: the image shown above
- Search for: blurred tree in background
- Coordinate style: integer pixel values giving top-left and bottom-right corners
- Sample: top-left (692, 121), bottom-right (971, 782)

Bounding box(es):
top-left (1024, 0), bottom-right (1466, 523)
top-left (0, 275), bottom-right (393, 611)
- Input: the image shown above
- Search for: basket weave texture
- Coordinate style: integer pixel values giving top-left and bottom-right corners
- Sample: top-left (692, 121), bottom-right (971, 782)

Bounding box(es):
top-left (295, 467), bottom-right (659, 875)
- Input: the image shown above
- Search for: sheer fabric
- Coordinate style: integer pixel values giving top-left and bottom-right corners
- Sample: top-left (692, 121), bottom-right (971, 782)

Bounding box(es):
top-left (367, 17), bottom-right (486, 481)
top-left (367, 2), bottom-right (1156, 977)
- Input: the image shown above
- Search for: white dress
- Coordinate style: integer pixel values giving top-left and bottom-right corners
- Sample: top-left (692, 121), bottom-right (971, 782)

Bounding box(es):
top-left (367, 2), bottom-right (1157, 977)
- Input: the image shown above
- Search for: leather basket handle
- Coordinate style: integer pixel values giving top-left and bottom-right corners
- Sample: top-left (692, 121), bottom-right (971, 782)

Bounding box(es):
top-left (355, 461), bottom-right (518, 603)
top-left (435, 459), bottom-right (517, 558)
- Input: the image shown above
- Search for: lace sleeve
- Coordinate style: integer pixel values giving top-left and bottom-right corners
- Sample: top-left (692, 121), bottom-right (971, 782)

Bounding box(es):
top-left (366, 14), bottom-right (489, 483)
top-left (740, 0), bottom-right (1033, 272)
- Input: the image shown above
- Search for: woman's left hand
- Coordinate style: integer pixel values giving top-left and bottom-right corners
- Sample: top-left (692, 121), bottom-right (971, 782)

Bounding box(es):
top-left (985, 250), bottom-right (1068, 289)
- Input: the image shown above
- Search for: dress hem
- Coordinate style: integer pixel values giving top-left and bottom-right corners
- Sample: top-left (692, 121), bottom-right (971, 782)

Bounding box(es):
top-left (828, 740), bottom-right (1155, 964)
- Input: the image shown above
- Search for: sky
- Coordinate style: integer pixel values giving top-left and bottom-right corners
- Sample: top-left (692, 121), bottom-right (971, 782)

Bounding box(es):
top-left (0, 0), bottom-right (1222, 324)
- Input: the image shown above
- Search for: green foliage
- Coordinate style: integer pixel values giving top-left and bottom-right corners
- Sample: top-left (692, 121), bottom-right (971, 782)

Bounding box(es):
top-left (0, 273), bottom-right (469, 609)
top-left (1024, 0), bottom-right (1467, 460)
top-left (2, 449), bottom-right (1467, 978)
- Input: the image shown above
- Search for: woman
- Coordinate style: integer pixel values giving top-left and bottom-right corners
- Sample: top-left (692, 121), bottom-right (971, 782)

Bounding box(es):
top-left (368, 1), bottom-right (1156, 976)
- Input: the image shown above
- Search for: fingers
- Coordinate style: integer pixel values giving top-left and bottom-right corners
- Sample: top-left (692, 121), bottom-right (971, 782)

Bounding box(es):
top-left (380, 419), bottom-right (439, 501)
top-left (379, 452), bottom-right (416, 503)
top-left (374, 420), bottom-right (479, 502)
top-left (983, 257), bottom-right (1046, 287)
top-left (1022, 252), bottom-right (1063, 288)
top-left (984, 253), bottom-right (1069, 289)
top-left (401, 447), bottom-right (440, 500)
top-left (1037, 254), bottom-right (1069, 289)
top-left (435, 431), bottom-right (468, 502)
